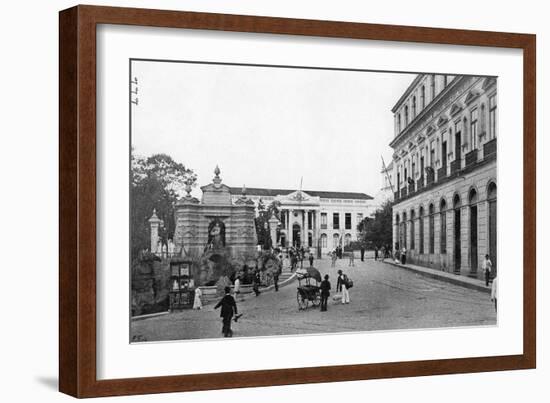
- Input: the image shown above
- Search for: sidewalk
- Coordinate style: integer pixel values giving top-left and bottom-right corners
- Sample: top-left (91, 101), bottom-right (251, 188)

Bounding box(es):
top-left (384, 260), bottom-right (491, 294)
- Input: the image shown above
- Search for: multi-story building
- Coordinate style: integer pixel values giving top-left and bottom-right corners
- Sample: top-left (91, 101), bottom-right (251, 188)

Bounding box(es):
top-left (229, 187), bottom-right (374, 253)
top-left (390, 74), bottom-right (497, 279)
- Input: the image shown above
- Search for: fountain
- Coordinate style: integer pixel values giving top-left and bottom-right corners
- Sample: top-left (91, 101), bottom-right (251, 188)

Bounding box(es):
top-left (171, 166), bottom-right (258, 297)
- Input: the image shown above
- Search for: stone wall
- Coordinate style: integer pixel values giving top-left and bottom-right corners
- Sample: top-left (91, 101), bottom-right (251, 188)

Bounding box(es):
top-left (131, 255), bottom-right (171, 316)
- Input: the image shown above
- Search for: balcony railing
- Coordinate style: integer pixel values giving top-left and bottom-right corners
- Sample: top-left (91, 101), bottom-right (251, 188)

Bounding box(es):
top-left (416, 177), bottom-right (424, 190)
top-left (408, 182), bottom-right (415, 195)
top-left (450, 159), bottom-right (460, 175)
top-left (465, 149), bottom-right (479, 167)
top-left (437, 166), bottom-right (447, 180)
top-left (320, 224), bottom-right (327, 229)
top-left (400, 187), bottom-right (408, 198)
top-left (484, 138), bottom-right (497, 158)
top-left (426, 167), bottom-right (435, 186)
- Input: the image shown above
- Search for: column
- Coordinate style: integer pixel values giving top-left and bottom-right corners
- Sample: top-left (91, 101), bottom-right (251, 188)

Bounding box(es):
top-left (268, 214), bottom-right (279, 249)
top-left (288, 209), bottom-right (294, 247)
top-left (305, 210), bottom-right (310, 247)
top-left (148, 209), bottom-right (163, 254)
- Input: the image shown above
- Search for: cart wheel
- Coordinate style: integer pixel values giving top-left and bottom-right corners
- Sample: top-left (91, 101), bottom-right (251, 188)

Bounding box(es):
top-left (297, 291), bottom-right (308, 310)
top-left (311, 293), bottom-right (321, 307)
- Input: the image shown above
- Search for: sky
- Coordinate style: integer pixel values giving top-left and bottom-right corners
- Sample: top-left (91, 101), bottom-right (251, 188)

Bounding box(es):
top-left (131, 60), bottom-right (414, 198)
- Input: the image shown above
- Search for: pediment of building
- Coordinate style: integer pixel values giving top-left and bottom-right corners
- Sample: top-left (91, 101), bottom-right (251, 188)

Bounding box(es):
top-left (425, 124), bottom-right (436, 137)
top-left (449, 102), bottom-right (464, 117)
top-left (437, 114), bottom-right (449, 127)
top-left (464, 89), bottom-right (481, 105)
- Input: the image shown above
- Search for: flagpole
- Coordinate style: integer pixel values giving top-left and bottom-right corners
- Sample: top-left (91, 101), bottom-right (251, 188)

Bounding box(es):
top-left (381, 156), bottom-right (395, 194)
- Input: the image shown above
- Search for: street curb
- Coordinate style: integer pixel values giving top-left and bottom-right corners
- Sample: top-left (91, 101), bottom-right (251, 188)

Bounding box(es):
top-left (385, 261), bottom-right (491, 294)
top-left (261, 272), bottom-right (298, 292)
top-left (131, 311), bottom-right (170, 321)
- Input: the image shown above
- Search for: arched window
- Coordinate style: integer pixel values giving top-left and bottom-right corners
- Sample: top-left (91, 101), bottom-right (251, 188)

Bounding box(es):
top-left (431, 75), bottom-right (436, 99)
top-left (344, 234), bottom-right (352, 246)
top-left (395, 214), bottom-right (400, 249)
top-left (419, 206), bottom-right (425, 254)
top-left (412, 96), bottom-right (417, 118)
top-left (453, 194), bottom-right (462, 271)
top-left (410, 209), bottom-right (416, 250)
top-left (429, 204), bottom-right (435, 254)
top-left (440, 199), bottom-right (447, 254)
top-left (333, 233), bottom-right (340, 248)
top-left (488, 182), bottom-right (497, 200)
top-left (321, 233), bottom-right (327, 248)
top-left (404, 105), bottom-right (409, 126)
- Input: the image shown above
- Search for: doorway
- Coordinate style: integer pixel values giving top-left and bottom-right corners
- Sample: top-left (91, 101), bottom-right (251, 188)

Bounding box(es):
top-left (453, 194), bottom-right (461, 272)
top-left (488, 182), bottom-right (497, 277)
top-left (292, 224), bottom-right (301, 247)
top-left (469, 189), bottom-right (479, 273)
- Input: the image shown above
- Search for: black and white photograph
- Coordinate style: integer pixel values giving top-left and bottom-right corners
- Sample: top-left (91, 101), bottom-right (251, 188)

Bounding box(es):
top-left (129, 59), bottom-right (498, 342)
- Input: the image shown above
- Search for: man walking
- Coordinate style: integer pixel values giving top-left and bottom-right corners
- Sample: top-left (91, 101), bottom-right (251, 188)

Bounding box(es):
top-left (348, 250), bottom-right (355, 267)
top-left (320, 274), bottom-right (331, 312)
top-left (491, 275), bottom-right (498, 312)
top-left (273, 263), bottom-right (281, 292)
top-left (374, 246), bottom-right (379, 261)
top-left (336, 269), bottom-right (350, 304)
top-left (483, 254), bottom-right (493, 286)
top-left (253, 270), bottom-right (261, 296)
top-left (309, 251), bottom-right (314, 267)
top-left (214, 286), bottom-right (238, 337)
top-left (360, 245), bottom-right (365, 262)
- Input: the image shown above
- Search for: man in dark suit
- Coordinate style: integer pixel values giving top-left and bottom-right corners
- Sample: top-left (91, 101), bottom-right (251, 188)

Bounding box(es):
top-left (214, 286), bottom-right (238, 337)
top-left (320, 274), bottom-right (331, 312)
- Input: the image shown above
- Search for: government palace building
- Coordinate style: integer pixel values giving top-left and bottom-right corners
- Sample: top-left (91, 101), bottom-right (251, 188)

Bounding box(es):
top-left (229, 187), bottom-right (374, 253)
top-left (390, 74), bottom-right (497, 279)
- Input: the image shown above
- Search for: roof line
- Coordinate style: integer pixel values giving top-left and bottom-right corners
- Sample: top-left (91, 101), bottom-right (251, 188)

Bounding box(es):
top-left (228, 187), bottom-right (373, 200)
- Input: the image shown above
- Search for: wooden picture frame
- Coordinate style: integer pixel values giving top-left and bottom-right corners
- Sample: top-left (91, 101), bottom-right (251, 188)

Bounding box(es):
top-left (59, 4), bottom-right (536, 398)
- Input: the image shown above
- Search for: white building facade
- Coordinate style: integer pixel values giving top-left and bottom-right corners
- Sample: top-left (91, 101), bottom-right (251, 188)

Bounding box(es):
top-left (229, 187), bottom-right (374, 253)
top-left (390, 74), bottom-right (497, 279)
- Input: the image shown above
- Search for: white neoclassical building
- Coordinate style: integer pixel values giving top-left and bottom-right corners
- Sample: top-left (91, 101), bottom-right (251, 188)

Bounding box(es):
top-left (390, 74), bottom-right (497, 279)
top-left (229, 187), bottom-right (374, 253)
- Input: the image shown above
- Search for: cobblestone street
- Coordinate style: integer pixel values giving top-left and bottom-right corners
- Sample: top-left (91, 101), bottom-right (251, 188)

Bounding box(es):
top-left (131, 256), bottom-right (497, 342)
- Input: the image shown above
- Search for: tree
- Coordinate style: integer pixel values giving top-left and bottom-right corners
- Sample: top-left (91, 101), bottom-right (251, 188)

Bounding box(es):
top-left (254, 200), bottom-right (281, 249)
top-left (131, 152), bottom-right (197, 259)
top-left (358, 200), bottom-right (393, 249)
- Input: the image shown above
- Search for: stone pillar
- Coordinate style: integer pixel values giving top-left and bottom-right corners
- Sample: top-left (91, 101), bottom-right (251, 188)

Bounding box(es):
top-left (148, 209), bottom-right (163, 254)
top-left (305, 210), bottom-right (310, 247)
top-left (288, 209), bottom-right (294, 247)
top-left (268, 214), bottom-right (279, 249)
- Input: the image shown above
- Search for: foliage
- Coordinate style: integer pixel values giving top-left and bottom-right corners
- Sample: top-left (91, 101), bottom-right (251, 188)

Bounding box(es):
top-left (358, 200), bottom-right (393, 249)
top-left (131, 152), bottom-right (197, 259)
top-left (254, 200), bottom-right (282, 249)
